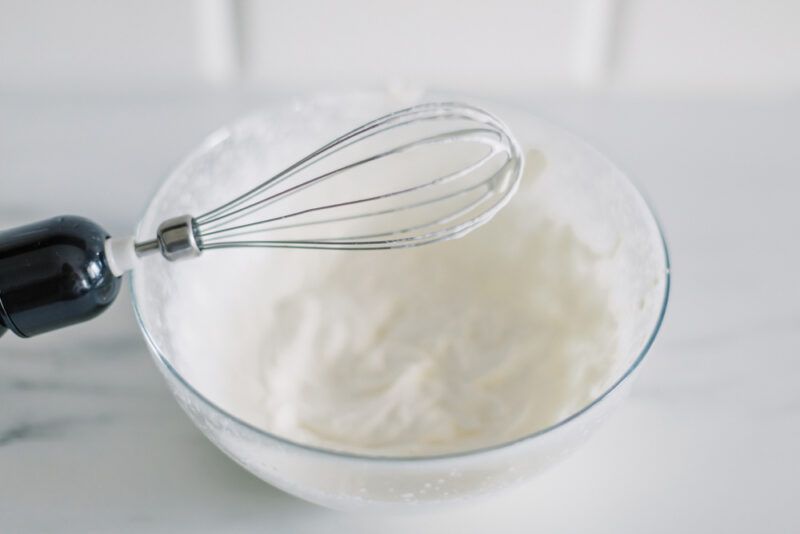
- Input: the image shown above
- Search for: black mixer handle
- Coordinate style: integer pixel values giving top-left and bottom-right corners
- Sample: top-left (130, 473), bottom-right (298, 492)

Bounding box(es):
top-left (0, 216), bottom-right (121, 338)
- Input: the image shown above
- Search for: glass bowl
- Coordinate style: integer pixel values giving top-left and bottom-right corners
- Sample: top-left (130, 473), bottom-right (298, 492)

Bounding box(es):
top-left (130, 92), bottom-right (669, 511)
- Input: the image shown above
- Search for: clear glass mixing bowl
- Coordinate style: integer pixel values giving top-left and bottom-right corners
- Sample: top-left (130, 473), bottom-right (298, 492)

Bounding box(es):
top-left (130, 92), bottom-right (669, 511)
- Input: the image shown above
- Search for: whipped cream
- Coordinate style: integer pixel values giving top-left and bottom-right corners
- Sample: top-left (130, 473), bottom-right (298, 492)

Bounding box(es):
top-left (254, 209), bottom-right (617, 456)
top-left (167, 152), bottom-right (619, 457)
top-left (151, 97), bottom-right (627, 458)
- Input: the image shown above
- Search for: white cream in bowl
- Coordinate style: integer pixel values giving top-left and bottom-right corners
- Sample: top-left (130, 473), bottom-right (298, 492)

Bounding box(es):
top-left (200, 159), bottom-right (621, 456)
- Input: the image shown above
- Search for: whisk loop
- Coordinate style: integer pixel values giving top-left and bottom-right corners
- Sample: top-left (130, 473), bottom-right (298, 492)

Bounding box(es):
top-left (111, 102), bottom-right (523, 273)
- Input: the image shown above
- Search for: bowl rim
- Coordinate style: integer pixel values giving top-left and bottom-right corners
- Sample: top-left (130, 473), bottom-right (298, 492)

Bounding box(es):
top-left (130, 94), bottom-right (671, 464)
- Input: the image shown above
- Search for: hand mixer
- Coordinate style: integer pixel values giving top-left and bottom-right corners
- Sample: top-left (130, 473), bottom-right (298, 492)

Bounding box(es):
top-left (0, 102), bottom-right (523, 339)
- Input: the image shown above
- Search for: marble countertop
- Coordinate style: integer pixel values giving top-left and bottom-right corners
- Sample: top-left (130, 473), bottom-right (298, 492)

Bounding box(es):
top-left (1, 91), bottom-right (798, 533)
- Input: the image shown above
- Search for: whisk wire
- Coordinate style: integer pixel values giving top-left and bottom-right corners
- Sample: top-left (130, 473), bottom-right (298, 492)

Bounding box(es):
top-left (194, 104), bottom-right (509, 227)
top-left (134, 102), bottom-right (523, 260)
top-left (197, 128), bottom-right (501, 239)
top-left (197, 149), bottom-right (499, 243)
top-left (199, 172), bottom-right (498, 246)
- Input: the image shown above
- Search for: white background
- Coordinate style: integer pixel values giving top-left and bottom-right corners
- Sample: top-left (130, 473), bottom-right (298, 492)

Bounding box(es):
top-left (1, 1), bottom-right (799, 532)
top-left (2, 0), bottom-right (800, 94)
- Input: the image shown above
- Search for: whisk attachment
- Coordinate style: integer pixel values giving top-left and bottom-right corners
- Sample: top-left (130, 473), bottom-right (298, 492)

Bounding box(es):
top-left (108, 101), bottom-right (524, 274)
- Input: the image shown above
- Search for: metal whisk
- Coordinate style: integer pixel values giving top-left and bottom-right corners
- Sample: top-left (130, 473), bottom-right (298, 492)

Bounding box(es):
top-left (0, 102), bottom-right (523, 339)
top-left (106, 102), bottom-right (523, 272)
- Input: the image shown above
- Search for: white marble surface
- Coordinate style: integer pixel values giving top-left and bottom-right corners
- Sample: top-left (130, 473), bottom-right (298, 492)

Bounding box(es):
top-left (1, 91), bottom-right (799, 533)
